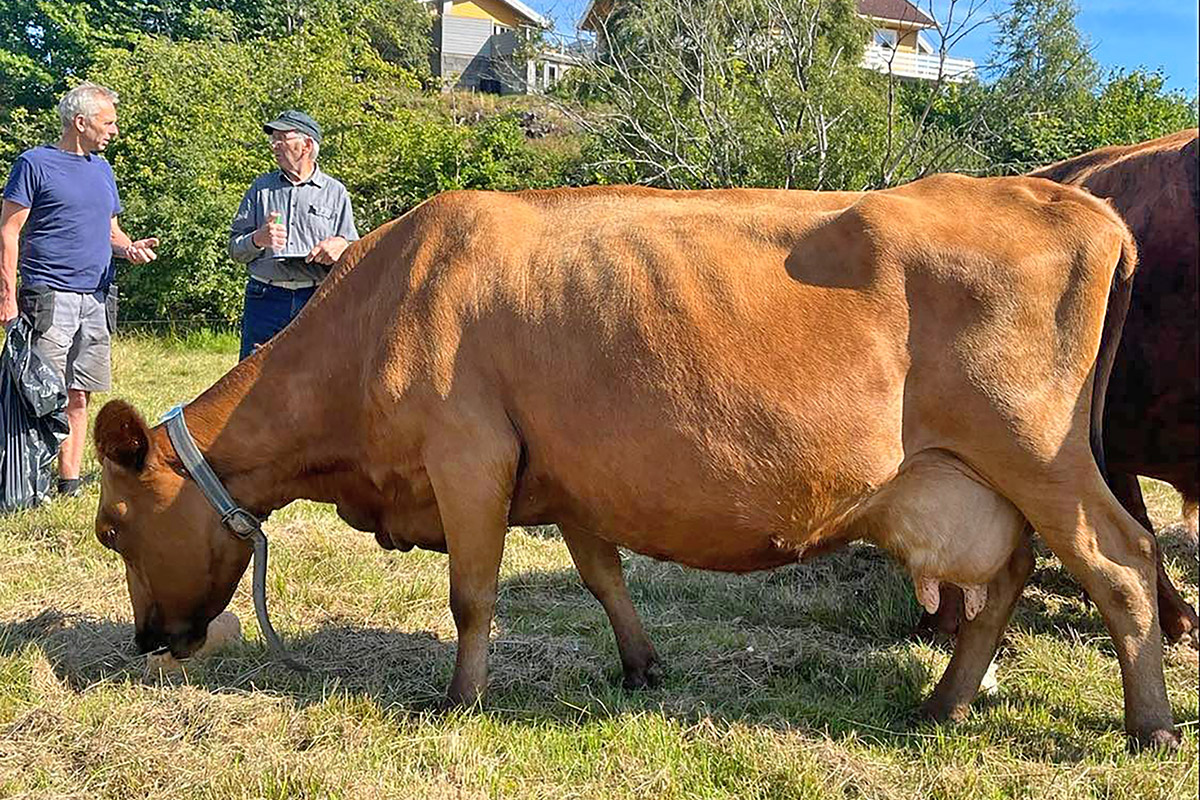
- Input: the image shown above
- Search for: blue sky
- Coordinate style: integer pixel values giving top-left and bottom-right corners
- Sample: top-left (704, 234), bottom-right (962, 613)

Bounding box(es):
top-left (533, 0), bottom-right (1199, 93)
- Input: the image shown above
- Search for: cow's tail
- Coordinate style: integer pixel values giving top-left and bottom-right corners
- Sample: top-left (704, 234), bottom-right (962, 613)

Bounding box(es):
top-left (1089, 231), bottom-right (1138, 478)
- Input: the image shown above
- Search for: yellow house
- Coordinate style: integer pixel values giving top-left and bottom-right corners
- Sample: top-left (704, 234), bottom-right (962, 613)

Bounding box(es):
top-left (857, 0), bottom-right (975, 81)
top-left (860, 0), bottom-right (933, 53)
top-left (580, 0), bottom-right (975, 82)
top-left (427, 0), bottom-right (586, 93)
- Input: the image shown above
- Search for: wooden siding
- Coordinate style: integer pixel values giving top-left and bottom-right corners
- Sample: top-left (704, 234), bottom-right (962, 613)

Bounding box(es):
top-left (442, 15), bottom-right (494, 58)
top-left (581, 0), bottom-right (614, 31)
top-left (493, 28), bottom-right (520, 59)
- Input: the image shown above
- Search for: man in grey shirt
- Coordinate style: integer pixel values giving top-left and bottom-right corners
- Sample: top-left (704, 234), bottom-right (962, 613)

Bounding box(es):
top-left (229, 110), bottom-right (358, 360)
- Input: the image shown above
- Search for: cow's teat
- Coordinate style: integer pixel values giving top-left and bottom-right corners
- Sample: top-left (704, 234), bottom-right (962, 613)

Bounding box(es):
top-left (914, 576), bottom-right (988, 621)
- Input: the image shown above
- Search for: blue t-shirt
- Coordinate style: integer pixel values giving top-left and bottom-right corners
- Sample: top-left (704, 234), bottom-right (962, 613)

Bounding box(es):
top-left (3, 144), bottom-right (122, 292)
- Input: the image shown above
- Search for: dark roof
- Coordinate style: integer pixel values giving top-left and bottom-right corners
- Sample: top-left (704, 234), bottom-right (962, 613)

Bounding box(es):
top-left (857, 0), bottom-right (936, 27)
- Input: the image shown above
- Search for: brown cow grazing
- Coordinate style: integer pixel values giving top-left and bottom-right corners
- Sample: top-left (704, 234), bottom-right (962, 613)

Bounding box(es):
top-left (932, 131), bottom-right (1200, 646)
top-left (93, 174), bottom-right (1179, 748)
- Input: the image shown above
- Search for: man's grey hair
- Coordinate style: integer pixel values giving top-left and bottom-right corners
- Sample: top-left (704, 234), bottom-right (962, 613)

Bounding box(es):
top-left (58, 82), bottom-right (118, 128)
top-left (308, 137), bottom-right (320, 162)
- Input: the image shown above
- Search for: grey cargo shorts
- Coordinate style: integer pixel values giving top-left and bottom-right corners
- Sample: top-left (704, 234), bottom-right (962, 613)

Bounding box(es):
top-left (18, 284), bottom-right (114, 393)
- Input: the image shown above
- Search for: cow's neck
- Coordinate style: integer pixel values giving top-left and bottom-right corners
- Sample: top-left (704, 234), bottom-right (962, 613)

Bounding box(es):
top-left (167, 341), bottom-right (353, 516)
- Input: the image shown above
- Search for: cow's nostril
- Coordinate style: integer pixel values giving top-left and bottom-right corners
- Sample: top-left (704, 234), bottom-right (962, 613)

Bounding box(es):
top-left (167, 627), bottom-right (207, 660)
top-left (135, 628), bottom-right (168, 655)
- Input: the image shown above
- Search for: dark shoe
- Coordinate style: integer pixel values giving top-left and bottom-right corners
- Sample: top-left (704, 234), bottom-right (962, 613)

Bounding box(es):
top-left (57, 472), bottom-right (98, 498)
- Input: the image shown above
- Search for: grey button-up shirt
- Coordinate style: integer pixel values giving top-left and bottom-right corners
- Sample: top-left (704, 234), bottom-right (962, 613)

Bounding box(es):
top-left (228, 166), bottom-right (359, 284)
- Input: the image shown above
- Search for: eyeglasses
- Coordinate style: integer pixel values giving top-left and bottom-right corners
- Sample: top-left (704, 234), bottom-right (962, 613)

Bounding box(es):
top-left (268, 133), bottom-right (306, 148)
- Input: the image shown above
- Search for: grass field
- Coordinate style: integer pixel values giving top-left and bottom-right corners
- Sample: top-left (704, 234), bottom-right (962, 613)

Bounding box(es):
top-left (1, 334), bottom-right (1197, 799)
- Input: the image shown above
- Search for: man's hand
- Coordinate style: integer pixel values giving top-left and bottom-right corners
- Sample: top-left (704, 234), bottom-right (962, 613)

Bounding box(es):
top-left (124, 237), bottom-right (160, 264)
top-left (252, 212), bottom-right (287, 251)
top-left (306, 236), bottom-right (350, 266)
top-left (1, 295), bottom-right (17, 329)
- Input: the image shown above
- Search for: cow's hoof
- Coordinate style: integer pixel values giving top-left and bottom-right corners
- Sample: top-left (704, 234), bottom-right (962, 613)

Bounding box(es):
top-left (1129, 727), bottom-right (1180, 752)
top-left (919, 696), bottom-right (970, 725)
top-left (443, 683), bottom-right (485, 710)
top-left (1162, 610), bottom-right (1200, 649)
top-left (622, 660), bottom-right (661, 690)
top-left (438, 694), bottom-right (485, 713)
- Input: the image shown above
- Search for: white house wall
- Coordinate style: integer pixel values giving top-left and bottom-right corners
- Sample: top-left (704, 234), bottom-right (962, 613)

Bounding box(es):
top-left (437, 15), bottom-right (528, 92)
top-left (492, 29), bottom-right (520, 58)
top-left (442, 16), bottom-right (494, 58)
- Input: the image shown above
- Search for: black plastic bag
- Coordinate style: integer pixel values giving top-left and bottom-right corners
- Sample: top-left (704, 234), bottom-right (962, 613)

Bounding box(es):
top-left (1, 317), bottom-right (69, 513)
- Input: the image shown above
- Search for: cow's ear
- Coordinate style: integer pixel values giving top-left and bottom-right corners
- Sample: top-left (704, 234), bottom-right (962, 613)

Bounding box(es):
top-left (95, 399), bottom-right (153, 473)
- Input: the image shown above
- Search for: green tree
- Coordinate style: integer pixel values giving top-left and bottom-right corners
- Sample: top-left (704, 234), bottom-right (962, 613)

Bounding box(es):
top-left (992, 0), bottom-right (1099, 102)
top-left (1084, 70), bottom-right (1198, 148)
top-left (982, 0), bottom-right (1100, 169)
top-left (895, 0), bottom-right (1196, 176)
top-left (0, 0), bottom-right (431, 115)
top-left (565, 0), bottom-right (891, 190)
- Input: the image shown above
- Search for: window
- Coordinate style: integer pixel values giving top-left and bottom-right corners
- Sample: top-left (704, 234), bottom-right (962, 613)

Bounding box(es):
top-left (493, 23), bottom-right (512, 36)
top-left (873, 28), bottom-right (898, 49)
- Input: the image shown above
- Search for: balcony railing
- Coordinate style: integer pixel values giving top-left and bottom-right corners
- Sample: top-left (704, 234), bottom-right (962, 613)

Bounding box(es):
top-left (862, 43), bottom-right (975, 82)
top-left (541, 31), bottom-right (596, 63)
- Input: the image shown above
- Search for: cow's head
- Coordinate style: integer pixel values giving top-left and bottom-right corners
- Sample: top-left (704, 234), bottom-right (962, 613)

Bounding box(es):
top-left (93, 400), bottom-right (252, 658)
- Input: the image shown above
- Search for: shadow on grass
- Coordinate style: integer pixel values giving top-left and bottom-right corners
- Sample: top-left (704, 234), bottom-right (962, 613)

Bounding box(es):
top-left (4, 543), bottom-right (1188, 761)
top-left (0, 608), bottom-right (451, 702)
top-left (1157, 523), bottom-right (1200, 586)
top-left (0, 601), bottom-right (953, 750)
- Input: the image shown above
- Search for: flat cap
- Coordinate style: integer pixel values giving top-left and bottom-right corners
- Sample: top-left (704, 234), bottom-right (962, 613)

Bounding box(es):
top-left (263, 110), bottom-right (322, 143)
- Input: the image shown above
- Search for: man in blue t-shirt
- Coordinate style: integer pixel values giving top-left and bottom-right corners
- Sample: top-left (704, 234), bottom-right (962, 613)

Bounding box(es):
top-left (0, 82), bottom-right (160, 497)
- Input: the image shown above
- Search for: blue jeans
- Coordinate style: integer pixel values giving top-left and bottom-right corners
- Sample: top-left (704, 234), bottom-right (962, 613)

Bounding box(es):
top-left (239, 280), bottom-right (317, 361)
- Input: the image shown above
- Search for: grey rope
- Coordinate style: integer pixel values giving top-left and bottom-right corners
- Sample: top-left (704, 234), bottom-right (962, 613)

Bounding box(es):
top-left (162, 405), bottom-right (309, 672)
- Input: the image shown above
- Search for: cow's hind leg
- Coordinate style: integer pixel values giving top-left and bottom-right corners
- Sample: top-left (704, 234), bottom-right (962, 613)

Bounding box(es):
top-left (1182, 487), bottom-right (1199, 543)
top-left (424, 420), bottom-right (520, 706)
top-left (1109, 472), bottom-right (1199, 647)
top-left (1014, 471), bottom-right (1178, 748)
top-left (922, 526), bottom-right (1034, 722)
top-left (924, 473), bottom-right (1199, 648)
top-left (560, 525), bottom-right (660, 688)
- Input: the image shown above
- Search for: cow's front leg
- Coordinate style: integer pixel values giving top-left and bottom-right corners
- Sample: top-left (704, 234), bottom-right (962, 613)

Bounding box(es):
top-left (444, 526), bottom-right (506, 705)
top-left (425, 422), bottom-right (519, 706)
